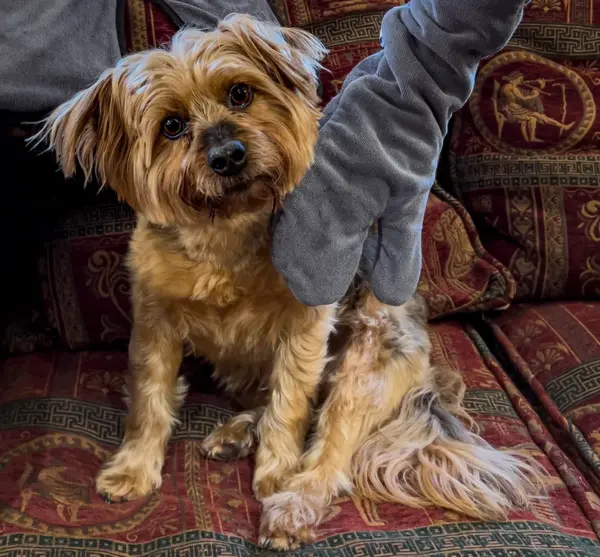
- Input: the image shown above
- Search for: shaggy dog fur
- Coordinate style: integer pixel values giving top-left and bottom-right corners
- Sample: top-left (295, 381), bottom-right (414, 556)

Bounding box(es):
top-left (35, 15), bottom-right (541, 550)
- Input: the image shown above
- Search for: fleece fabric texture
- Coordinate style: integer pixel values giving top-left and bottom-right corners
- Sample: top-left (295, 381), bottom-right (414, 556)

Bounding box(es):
top-left (271, 0), bottom-right (529, 306)
top-left (0, 0), bottom-right (276, 112)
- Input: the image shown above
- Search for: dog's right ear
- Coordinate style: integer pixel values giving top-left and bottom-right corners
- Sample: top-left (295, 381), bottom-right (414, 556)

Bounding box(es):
top-left (218, 15), bottom-right (327, 100)
top-left (32, 68), bottom-right (126, 185)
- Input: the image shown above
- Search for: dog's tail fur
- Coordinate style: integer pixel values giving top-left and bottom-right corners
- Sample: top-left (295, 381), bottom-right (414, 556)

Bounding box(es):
top-left (352, 367), bottom-right (543, 520)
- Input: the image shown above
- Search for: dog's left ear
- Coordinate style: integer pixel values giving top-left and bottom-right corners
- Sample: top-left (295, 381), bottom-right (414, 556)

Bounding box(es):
top-left (218, 15), bottom-right (327, 99)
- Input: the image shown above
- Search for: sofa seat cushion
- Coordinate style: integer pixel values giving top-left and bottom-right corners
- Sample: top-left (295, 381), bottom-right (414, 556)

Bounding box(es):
top-left (489, 301), bottom-right (600, 483)
top-left (1, 320), bottom-right (600, 554)
top-left (448, 1), bottom-right (600, 302)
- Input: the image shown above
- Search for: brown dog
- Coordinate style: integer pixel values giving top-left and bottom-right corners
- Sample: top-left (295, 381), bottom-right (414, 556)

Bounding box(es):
top-left (36, 15), bottom-right (541, 550)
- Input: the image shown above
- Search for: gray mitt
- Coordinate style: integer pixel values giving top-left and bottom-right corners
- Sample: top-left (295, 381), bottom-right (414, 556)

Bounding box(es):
top-left (272, 0), bottom-right (529, 306)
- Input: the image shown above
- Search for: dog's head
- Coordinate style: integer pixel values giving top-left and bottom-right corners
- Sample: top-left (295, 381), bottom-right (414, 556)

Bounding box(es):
top-left (36, 15), bottom-right (326, 224)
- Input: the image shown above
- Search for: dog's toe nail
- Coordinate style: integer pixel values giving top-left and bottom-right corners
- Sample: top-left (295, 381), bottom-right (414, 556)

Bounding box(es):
top-left (216, 443), bottom-right (240, 460)
top-left (100, 492), bottom-right (112, 504)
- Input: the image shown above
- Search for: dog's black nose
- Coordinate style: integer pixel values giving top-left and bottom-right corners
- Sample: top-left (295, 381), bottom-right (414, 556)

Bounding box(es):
top-left (207, 140), bottom-right (247, 176)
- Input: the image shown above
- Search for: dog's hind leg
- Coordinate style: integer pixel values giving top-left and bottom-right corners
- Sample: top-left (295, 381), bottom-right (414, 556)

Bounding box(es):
top-left (259, 294), bottom-right (541, 550)
top-left (259, 294), bottom-right (431, 550)
top-left (351, 365), bottom-right (541, 520)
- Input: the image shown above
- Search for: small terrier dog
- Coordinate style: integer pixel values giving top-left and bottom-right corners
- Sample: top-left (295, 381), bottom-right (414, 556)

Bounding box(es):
top-left (37, 15), bottom-right (540, 550)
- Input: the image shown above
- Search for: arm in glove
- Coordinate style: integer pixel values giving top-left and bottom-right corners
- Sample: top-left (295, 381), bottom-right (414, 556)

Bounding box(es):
top-left (271, 0), bottom-right (529, 306)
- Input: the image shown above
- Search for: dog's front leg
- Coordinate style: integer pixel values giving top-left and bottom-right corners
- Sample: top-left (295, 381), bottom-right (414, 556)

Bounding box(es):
top-left (253, 305), bottom-right (335, 501)
top-left (96, 299), bottom-right (184, 502)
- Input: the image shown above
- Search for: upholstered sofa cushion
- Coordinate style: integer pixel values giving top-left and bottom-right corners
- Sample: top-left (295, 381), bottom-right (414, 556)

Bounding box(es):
top-left (420, 186), bottom-right (515, 319)
top-left (448, 2), bottom-right (600, 302)
top-left (2, 320), bottom-right (600, 554)
top-left (39, 194), bottom-right (135, 350)
top-left (269, 0), bottom-right (399, 103)
top-left (489, 301), bottom-right (600, 485)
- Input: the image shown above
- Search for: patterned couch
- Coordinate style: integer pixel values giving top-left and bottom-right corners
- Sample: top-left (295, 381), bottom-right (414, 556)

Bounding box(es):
top-left (1, 1), bottom-right (600, 555)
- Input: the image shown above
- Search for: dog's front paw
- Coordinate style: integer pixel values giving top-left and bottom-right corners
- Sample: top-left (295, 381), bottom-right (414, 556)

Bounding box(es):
top-left (259, 491), bottom-right (323, 551)
top-left (96, 452), bottom-right (162, 503)
top-left (201, 417), bottom-right (256, 461)
top-left (253, 444), bottom-right (300, 500)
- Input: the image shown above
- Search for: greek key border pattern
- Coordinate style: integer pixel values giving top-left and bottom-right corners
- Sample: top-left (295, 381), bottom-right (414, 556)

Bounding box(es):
top-left (0, 391), bottom-right (519, 441)
top-left (303, 18), bottom-right (600, 57)
top-left (454, 155), bottom-right (600, 191)
top-left (0, 398), bottom-right (233, 446)
top-left (546, 359), bottom-right (600, 412)
top-left (463, 390), bottom-right (518, 418)
top-left (304, 13), bottom-right (384, 48)
top-left (302, 20), bottom-right (600, 57)
top-left (53, 203), bottom-right (136, 239)
top-left (508, 23), bottom-right (600, 58)
top-left (1, 522), bottom-right (599, 557)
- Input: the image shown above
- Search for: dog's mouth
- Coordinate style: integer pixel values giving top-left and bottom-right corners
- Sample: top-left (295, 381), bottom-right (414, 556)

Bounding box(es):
top-left (224, 180), bottom-right (252, 195)
top-left (180, 173), bottom-right (278, 217)
top-left (220, 172), bottom-right (277, 198)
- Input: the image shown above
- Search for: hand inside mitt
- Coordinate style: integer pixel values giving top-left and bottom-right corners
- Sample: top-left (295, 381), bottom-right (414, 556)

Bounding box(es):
top-left (271, 0), bottom-right (529, 306)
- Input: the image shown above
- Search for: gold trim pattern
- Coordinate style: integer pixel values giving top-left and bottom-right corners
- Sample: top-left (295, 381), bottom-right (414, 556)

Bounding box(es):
top-left (569, 0), bottom-right (593, 24)
top-left (127, 0), bottom-right (149, 52)
top-left (506, 187), bottom-right (539, 299)
top-left (184, 441), bottom-right (212, 530)
top-left (304, 13), bottom-right (386, 48)
top-left (453, 155), bottom-right (600, 192)
top-left (541, 187), bottom-right (569, 298)
top-left (290, 0), bottom-right (310, 27)
top-left (508, 23), bottom-right (600, 58)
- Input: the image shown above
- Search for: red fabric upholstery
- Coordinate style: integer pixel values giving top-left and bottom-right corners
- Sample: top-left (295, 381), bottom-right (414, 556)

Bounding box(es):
top-left (449, 2), bottom-right (600, 301)
top-left (2, 321), bottom-right (600, 553)
top-left (489, 301), bottom-right (600, 484)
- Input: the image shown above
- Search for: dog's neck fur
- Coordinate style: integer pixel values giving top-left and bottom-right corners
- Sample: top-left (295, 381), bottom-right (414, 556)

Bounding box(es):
top-left (150, 210), bottom-right (272, 270)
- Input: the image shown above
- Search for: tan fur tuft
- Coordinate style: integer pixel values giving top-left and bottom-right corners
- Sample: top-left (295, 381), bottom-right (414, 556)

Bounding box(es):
top-left (352, 383), bottom-right (544, 520)
top-left (218, 14), bottom-right (327, 100)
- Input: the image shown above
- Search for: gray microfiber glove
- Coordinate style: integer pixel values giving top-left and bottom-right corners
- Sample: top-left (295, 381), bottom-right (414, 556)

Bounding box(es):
top-left (272, 0), bottom-right (529, 306)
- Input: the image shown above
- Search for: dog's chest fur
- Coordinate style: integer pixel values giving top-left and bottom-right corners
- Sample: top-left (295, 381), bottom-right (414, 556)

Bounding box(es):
top-left (129, 217), bottom-right (311, 366)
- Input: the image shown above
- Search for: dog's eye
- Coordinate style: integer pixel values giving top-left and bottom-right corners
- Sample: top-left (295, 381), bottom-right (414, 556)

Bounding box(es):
top-left (228, 84), bottom-right (253, 109)
top-left (161, 116), bottom-right (187, 140)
